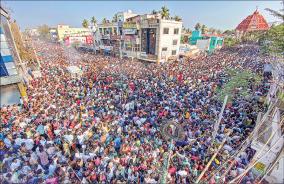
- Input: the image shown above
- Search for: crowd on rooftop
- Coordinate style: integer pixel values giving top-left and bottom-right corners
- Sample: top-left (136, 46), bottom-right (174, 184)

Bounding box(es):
top-left (0, 41), bottom-right (273, 184)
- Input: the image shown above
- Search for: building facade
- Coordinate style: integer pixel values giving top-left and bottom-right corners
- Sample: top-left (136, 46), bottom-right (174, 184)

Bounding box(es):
top-left (57, 25), bottom-right (92, 42)
top-left (121, 14), bottom-right (183, 63)
top-left (0, 7), bottom-right (27, 106)
top-left (95, 11), bottom-right (139, 57)
top-left (189, 30), bottom-right (223, 53)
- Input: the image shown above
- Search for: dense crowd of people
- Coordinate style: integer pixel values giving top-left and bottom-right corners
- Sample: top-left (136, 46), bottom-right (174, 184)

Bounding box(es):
top-left (0, 41), bottom-right (273, 184)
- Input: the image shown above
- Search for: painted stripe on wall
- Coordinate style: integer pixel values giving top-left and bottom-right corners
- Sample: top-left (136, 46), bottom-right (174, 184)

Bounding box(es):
top-left (0, 41), bottom-right (9, 49)
top-left (0, 55), bottom-right (9, 77)
top-left (2, 55), bottom-right (13, 63)
top-left (4, 62), bottom-right (16, 69)
top-left (7, 68), bottom-right (18, 75)
top-left (1, 34), bottom-right (6, 42)
top-left (1, 48), bottom-right (12, 56)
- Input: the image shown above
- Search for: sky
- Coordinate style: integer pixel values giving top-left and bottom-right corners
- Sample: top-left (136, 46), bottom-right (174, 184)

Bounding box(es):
top-left (2, 1), bottom-right (282, 31)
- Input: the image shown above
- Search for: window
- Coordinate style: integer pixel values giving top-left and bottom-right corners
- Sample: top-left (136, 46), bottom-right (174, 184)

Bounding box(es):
top-left (163, 28), bottom-right (169, 34)
top-left (174, 28), bottom-right (179, 34)
top-left (172, 50), bottom-right (177, 55)
top-left (162, 47), bottom-right (167, 51)
top-left (173, 40), bottom-right (178, 45)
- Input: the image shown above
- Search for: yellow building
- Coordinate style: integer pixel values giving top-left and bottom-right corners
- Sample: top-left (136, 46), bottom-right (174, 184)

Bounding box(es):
top-left (57, 25), bottom-right (92, 41)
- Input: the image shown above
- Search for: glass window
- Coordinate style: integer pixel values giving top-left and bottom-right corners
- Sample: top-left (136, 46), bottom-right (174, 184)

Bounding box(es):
top-left (174, 28), bottom-right (179, 34)
top-left (173, 40), bottom-right (178, 45)
top-left (163, 28), bottom-right (169, 34)
top-left (162, 47), bottom-right (167, 51)
top-left (172, 50), bottom-right (177, 55)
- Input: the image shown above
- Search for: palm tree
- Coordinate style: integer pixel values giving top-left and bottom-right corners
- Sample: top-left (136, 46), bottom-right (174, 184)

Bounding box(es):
top-left (173, 15), bottom-right (182, 22)
top-left (186, 28), bottom-right (192, 34)
top-left (102, 18), bottom-right (107, 24)
top-left (152, 10), bottom-right (158, 15)
top-left (82, 19), bottom-right (89, 28)
top-left (194, 23), bottom-right (201, 31)
top-left (160, 6), bottom-right (170, 19)
top-left (201, 24), bottom-right (207, 34)
top-left (112, 14), bottom-right (118, 23)
top-left (91, 16), bottom-right (97, 26)
top-left (265, 1), bottom-right (284, 22)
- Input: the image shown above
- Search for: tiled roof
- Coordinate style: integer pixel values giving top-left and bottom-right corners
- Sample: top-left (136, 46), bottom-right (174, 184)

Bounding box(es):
top-left (236, 10), bottom-right (269, 32)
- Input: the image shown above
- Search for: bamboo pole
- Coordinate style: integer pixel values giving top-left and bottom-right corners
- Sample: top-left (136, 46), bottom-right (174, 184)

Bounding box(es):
top-left (195, 131), bottom-right (231, 183)
top-left (212, 95), bottom-right (228, 140)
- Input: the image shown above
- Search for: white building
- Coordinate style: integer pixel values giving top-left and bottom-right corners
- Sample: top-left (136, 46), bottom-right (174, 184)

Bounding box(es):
top-left (57, 25), bottom-right (92, 42)
top-left (122, 14), bottom-right (182, 63)
top-left (157, 19), bottom-right (183, 62)
top-left (117, 10), bottom-right (138, 22)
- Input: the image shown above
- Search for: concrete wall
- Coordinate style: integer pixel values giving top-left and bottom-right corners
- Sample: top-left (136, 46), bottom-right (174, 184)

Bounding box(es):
top-left (196, 39), bottom-right (210, 51)
top-left (158, 20), bottom-right (182, 61)
top-left (0, 84), bottom-right (21, 107)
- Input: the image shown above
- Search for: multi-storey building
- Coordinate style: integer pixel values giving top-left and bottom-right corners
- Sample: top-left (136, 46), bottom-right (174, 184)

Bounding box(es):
top-left (121, 13), bottom-right (183, 63)
top-left (0, 7), bottom-right (27, 106)
top-left (57, 24), bottom-right (92, 43)
top-left (96, 10), bottom-right (138, 57)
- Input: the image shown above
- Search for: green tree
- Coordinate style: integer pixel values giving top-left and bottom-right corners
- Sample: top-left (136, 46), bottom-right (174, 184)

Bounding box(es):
top-left (194, 23), bottom-right (201, 31)
top-left (82, 19), bottom-right (89, 28)
top-left (173, 15), bottom-right (182, 22)
top-left (37, 24), bottom-right (50, 38)
top-left (223, 30), bottom-right (232, 35)
top-left (260, 24), bottom-right (284, 56)
top-left (152, 10), bottom-right (158, 15)
top-left (91, 16), bottom-right (97, 26)
top-left (265, 1), bottom-right (284, 22)
top-left (160, 6), bottom-right (170, 19)
top-left (216, 29), bottom-right (222, 34)
top-left (201, 24), bottom-right (207, 34)
top-left (102, 18), bottom-right (108, 24)
top-left (112, 14), bottom-right (118, 23)
top-left (224, 37), bottom-right (240, 47)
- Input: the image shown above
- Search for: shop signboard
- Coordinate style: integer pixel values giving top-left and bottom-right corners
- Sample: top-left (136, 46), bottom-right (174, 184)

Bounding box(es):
top-left (140, 52), bottom-right (147, 58)
top-left (111, 35), bottom-right (121, 40)
top-left (123, 29), bottom-right (136, 35)
top-left (100, 45), bottom-right (113, 50)
top-left (102, 34), bottom-right (110, 39)
top-left (86, 35), bottom-right (93, 44)
top-left (123, 22), bottom-right (137, 29)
